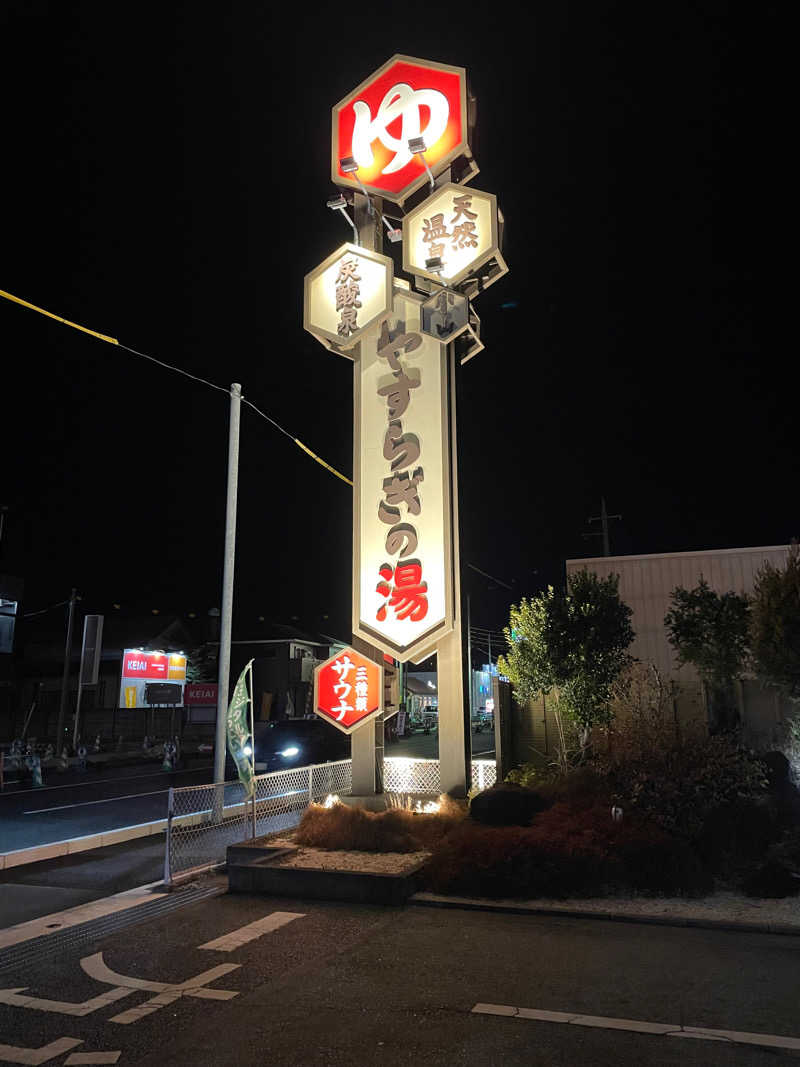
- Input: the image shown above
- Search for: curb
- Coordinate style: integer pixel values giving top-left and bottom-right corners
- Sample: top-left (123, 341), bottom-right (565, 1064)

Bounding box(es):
top-left (0, 819), bottom-right (168, 870)
top-left (410, 892), bottom-right (800, 937)
top-left (0, 796), bottom-right (246, 870)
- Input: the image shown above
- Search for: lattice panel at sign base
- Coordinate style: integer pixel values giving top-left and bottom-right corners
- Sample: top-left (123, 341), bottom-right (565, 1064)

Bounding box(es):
top-left (471, 759), bottom-right (497, 791)
top-left (383, 757), bottom-right (442, 795)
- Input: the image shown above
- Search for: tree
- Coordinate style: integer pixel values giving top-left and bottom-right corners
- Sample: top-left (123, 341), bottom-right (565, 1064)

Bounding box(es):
top-left (663, 578), bottom-right (750, 732)
top-left (751, 545), bottom-right (800, 700)
top-left (187, 643), bottom-right (217, 683)
top-left (498, 570), bottom-right (634, 757)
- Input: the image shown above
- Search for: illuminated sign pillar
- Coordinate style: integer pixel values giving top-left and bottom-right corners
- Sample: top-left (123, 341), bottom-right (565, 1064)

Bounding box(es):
top-left (304, 55), bottom-right (507, 799)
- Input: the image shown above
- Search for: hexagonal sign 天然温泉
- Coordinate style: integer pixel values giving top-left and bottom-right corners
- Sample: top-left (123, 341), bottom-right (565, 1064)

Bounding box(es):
top-left (313, 647), bottom-right (384, 735)
top-left (402, 183), bottom-right (507, 291)
top-left (331, 55), bottom-right (474, 206)
top-left (303, 243), bottom-right (393, 352)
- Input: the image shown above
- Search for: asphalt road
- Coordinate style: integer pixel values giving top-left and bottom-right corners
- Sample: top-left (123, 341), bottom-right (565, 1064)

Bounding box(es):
top-left (1, 883), bottom-right (798, 1065)
top-left (2, 736), bottom-right (495, 853)
top-left (0, 764), bottom-right (216, 852)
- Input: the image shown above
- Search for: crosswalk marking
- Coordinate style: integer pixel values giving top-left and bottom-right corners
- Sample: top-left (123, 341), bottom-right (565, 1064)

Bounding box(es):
top-left (198, 911), bottom-right (305, 952)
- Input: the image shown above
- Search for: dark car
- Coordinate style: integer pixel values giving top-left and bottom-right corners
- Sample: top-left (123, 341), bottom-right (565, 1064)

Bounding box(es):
top-left (225, 717), bottom-right (350, 777)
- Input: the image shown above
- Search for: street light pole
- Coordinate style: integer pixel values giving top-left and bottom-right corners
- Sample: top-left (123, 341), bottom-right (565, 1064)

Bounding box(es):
top-left (214, 383), bottom-right (242, 787)
top-left (56, 588), bottom-right (77, 750)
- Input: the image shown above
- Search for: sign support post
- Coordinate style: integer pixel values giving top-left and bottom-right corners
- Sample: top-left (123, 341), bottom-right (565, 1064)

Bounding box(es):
top-left (56, 587), bottom-right (77, 750)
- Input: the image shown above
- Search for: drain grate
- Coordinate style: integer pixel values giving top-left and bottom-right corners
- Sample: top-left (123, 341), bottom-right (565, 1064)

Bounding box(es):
top-left (0, 882), bottom-right (224, 976)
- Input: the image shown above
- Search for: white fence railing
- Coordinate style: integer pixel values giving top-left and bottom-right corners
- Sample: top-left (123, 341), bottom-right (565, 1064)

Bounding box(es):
top-left (165, 756), bottom-right (495, 883)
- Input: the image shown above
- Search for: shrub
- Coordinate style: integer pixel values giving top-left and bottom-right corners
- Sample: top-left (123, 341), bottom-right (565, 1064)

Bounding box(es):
top-left (603, 735), bottom-right (769, 841)
top-left (424, 801), bottom-right (710, 899)
top-left (693, 798), bottom-right (778, 877)
top-left (742, 860), bottom-right (800, 899)
top-left (294, 800), bottom-right (463, 854)
top-left (470, 784), bottom-right (549, 826)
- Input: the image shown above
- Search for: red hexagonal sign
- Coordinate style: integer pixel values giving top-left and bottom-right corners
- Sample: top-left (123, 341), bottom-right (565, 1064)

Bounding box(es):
top-left (313, 647), bottom-right (383, 735)
top-left (331, 55), bottom-right (469, 205)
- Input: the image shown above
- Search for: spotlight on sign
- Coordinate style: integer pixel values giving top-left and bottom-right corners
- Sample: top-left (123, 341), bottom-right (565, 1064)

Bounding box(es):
top-left (382, 216), bottom-right (403, 243)
top-left (326, 195), bottom-right (358, 242)
top-left (403, 182), bottom-right (508, 291)
top-left (303, 242), bottom-right (394, 353)
top-left (339, 156), bottom-right (374, 214)
top-left (408, 136), bottom-right (434, 189)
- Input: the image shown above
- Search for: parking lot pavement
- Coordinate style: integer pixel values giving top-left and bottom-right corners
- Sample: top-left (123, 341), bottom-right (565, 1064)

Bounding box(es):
top-left (0, 838), bottom-right (166, 929)
top-left (2, 882), bottom-right (799, 1065)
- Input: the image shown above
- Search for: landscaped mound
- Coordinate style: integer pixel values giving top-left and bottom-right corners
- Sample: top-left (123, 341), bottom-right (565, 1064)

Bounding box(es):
top-left (294, 798), bottom-right (465, 854)
top-left (425, 800), bottom-right (712, 899)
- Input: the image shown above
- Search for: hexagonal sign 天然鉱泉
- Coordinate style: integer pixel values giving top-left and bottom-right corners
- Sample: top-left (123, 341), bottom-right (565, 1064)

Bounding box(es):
top-left (304, 243), bottom-right (393, 352)
top-left (313, 647), bottom-right (384, 735)
top-left (331, 55), bottom-right (474, 206)
top-left (402, 183), bottom-right (507, 291)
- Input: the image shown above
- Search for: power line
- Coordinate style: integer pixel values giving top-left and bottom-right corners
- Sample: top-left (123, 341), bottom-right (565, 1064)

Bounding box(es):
top-left (1, 287), bottom-right (353, 487)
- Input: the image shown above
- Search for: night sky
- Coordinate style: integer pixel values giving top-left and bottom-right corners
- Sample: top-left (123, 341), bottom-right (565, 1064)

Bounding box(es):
top-left (2, 3), bottom-right (792, 645)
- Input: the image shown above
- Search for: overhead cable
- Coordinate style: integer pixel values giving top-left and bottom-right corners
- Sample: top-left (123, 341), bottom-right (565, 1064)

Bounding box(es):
top-left (0, 288), bottom-right (353, 487)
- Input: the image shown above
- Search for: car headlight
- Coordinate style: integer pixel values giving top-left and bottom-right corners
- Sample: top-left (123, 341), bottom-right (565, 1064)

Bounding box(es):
top-left (279, 746), bottom-right (300, 758)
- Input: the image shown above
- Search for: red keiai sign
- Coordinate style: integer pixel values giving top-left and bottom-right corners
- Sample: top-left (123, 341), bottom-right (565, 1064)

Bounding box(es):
top-left (122, 651), bottom-right (169, 679)
top-left (184, 683), bottom-right (218, 705)
top-left (313, 648), bottom-right (383, 735)
top-left (331, 55), bottom-right (469, 204)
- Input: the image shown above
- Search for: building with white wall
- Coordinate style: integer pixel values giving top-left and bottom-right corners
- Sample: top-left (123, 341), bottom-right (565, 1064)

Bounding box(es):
top-left (565, 545), bottom-right (791, 681)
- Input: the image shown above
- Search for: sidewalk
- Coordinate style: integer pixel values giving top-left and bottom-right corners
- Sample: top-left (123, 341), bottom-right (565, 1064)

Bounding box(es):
top-left (1, 750), bottom-right (210, 792)
top-left (412, 889), bottom-right (800, 935)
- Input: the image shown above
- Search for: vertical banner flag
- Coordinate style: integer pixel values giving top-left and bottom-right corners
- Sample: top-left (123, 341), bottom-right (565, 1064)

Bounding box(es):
top-left (226, 659), bottom-right (255, 797)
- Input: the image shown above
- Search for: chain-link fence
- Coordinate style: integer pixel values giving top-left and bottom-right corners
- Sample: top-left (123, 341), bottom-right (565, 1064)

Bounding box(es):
top-left (165, 759), bottom-right (352, 883)
top-left (165, 756), bottom-right (493, 883)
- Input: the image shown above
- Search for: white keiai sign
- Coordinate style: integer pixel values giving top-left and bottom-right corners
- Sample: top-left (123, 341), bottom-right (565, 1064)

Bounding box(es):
top-left (353, 288), bottom-right (455, 663)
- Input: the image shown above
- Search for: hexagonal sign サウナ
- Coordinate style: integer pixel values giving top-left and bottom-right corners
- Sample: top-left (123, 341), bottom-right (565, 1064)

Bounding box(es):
top-left (402, 183), bottom-right (507, 290)
top-left (303, 243), bottom-right (393, 352)
top-left (331, 55), bottom-right (472, 205)
top-left (313, 647), bottom-right (384, 735)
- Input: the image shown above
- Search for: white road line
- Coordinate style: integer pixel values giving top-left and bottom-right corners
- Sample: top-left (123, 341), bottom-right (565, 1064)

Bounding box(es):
top-left (471, 1003), bottom-right (800, 1052)
top-left (199, 911), bottom-right (305, 952)
top-left (64, 1054), bottom-right (121, 1066)
top-left (25, 785), bottom-right (306, 817)
top-left (0, 880), bottom-right (165, 950)
top-left (0, 1036), bottom-right (82, 1065)
top-left (24, 789), bottom-right (168, 814)
top-left (0, 764), bottom-right (213, 800)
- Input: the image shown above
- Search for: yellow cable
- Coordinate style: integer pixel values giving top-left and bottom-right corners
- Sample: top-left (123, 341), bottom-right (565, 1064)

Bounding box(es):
top-left (294, 439), bottom-right (353, 486)
top-left (1, 286), bottom-right (353, 487)
top-left (0, 288), bottom-right (118, 345)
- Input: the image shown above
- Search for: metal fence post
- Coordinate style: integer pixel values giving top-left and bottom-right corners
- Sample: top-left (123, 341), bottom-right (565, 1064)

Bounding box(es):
top-left (164, 786), bottom-right (174, 886)
top-left (308, 764), bottom-right (314, 806)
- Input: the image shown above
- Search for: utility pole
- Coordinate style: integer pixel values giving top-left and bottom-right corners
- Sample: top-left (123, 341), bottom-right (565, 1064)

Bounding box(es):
top-left (585, 496), bottom-right (622, 556)
top-left (214, 383), bottom-right (242, 787)
top-left (56, 588), bottom-right (78, 749)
